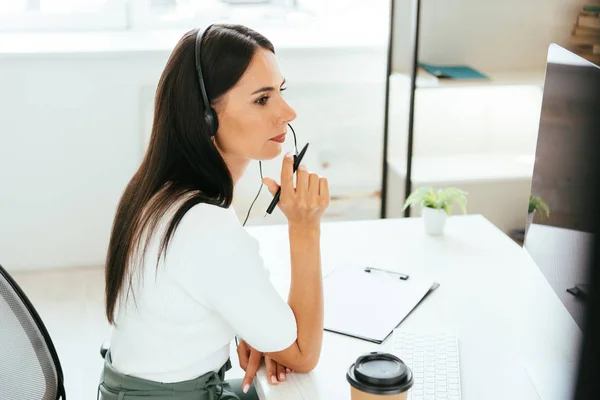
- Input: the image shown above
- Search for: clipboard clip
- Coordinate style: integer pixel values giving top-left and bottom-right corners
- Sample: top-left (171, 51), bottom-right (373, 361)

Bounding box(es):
top-left (364, 266), bottom-right (410, 280)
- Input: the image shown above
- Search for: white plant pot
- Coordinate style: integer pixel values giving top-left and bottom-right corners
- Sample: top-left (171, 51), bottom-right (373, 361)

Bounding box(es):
top-left (422, 207), bottom-right (448, 236)
top-left (525, 210), bottom-right (536, 236)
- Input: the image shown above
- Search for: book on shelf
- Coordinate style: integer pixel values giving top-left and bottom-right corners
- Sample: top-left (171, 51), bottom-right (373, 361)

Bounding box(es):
top-left (580, 5), bottom-right (600, 15)
top-left (570, 5), bottom-right (600, 63)
top-left (573, 26), bottom-right (600, 37)
top-left (579, 14), bottom-right (600, 29)
top-left (418, 63), bottom-right (488, 80)
top-left (577, 5), bottom-right (600, 29)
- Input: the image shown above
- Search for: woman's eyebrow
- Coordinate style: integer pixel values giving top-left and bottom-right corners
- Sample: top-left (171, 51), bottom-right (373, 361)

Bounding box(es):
top-left (251, 78), bottom-right (286, 95)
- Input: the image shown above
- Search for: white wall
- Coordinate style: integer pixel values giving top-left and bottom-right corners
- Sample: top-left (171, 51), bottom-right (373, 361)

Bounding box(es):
top-left (0, 53), bottom-right (163, 271)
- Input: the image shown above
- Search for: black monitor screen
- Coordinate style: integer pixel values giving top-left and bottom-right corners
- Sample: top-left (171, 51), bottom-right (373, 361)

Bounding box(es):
top-left (525, 44), bottom-right (600, 330)
top-left (528, 44), bottom-right (600, 233)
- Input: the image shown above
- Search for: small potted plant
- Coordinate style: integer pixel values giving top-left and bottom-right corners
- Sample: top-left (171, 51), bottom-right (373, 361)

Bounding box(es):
top-left (527, 195), bottom-right (550, 232)
top-left (403, 187), bottom-right (468, 236)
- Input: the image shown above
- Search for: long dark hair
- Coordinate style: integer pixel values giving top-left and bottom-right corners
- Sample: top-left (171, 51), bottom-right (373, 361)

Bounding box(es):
top-left (105, 24), bottom-right (275, 324)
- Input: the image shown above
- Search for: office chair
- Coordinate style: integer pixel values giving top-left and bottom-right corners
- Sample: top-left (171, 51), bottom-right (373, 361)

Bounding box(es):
top-left (0, 263), bottom-right (67, 400)
top-left (100, 340), bottom-right (109, 359)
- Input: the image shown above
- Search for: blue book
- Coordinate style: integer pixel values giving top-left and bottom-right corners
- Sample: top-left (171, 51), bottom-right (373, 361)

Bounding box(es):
top-left (419, 63), bottom-right (489, 80)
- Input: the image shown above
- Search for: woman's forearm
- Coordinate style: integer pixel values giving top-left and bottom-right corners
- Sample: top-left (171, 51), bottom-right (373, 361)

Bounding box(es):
top-left (286, 222), bottom-right (323, 371)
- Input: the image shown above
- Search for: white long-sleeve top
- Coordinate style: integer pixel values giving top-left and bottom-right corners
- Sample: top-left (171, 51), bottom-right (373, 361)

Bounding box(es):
top-left (109, 202), bottom-right (298, 383)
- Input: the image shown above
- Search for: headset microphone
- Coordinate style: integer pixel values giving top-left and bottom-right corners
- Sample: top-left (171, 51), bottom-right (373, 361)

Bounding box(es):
top-left (243, 123), bottom-right (299, 226)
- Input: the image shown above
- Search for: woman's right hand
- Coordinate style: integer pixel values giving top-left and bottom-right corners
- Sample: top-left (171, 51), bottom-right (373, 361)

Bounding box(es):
top-left (262, 152), bottom-right (330, 227)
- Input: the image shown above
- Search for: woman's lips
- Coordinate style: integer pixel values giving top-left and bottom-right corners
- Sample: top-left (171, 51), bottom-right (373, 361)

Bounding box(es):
top-left (270, 134), bottom-right (286, 143)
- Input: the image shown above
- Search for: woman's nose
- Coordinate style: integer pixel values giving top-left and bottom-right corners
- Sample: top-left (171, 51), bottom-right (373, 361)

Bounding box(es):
top-left (278, 100), bottom-right (296, 124)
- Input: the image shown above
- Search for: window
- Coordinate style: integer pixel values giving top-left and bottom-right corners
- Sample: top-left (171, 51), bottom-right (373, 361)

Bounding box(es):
top-left (0, 0), bottom-right (127, 31)
top-left (0, 0), bottom-right (310, 32)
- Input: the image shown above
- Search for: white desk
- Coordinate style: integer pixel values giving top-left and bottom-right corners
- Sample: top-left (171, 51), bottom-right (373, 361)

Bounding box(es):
top-left (245, 215), bottom-right (582, 400)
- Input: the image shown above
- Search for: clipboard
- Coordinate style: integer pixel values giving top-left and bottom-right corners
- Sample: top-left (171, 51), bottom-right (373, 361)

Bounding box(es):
top-left (323, 266), bottom-right (439, 343)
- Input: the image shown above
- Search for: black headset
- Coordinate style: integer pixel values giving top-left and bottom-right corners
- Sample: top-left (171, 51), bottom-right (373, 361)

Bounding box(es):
top-left (195, 25), bottom-right (219, 137)
top-left (194, 24), bottom-right (299, 226)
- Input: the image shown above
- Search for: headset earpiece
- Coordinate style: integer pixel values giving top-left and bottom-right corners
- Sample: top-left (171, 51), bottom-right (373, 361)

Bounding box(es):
top-left (204, 108), bottom-right (218, 137)
top-left (195, 25), bottom-right (218, 137)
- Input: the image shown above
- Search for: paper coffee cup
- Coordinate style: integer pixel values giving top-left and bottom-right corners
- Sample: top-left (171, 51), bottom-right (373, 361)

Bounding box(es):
top-left (347, 352), bottom-right (414, 400)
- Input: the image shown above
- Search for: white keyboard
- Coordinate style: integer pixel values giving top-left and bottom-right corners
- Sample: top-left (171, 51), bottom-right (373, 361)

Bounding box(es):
top-left (390, 330), bottom-right (462, 400)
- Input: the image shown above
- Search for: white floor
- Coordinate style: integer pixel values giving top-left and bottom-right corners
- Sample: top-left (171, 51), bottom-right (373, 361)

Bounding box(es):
top-left (10, 266), bottom-right (245, 399)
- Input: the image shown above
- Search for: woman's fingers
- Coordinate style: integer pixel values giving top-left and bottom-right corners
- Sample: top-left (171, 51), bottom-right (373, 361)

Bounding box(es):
top-left (276, 361), bottom-right (286, 382)
top-left (319, 176), bottom-right (330, 206)
top-left (274, 152), bottom-right (330, 224)
top-left (280, 153), bottom-right (295, 201)
top-left (308, 172), bottom-right (319, 206)
top-left (296, 165), bottom-right (309, 203)
top-left (242, 349), bottom-right (262, 393)
top-left (261, 178), bottom-right (280, 197)
top-left (237, 340), bottom-right (250, 371)
top-left (264, 356), bottom-right (278, 385)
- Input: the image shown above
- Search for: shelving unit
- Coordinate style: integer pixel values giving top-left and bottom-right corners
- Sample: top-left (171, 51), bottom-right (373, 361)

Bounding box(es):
top-left (380, 0), bottom-right (592, 226)
top-left (392, 68), bottom-right (546, 89)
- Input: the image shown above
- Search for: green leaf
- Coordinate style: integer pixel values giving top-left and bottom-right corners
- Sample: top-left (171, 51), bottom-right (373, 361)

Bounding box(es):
top-left (403, 186), bottom-right (468, 215)
top-left (529, 195), bottom-right (551, 218)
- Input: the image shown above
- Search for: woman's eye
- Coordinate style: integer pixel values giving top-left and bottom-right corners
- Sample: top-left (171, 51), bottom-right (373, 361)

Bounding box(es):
top-left (256, 88), bottom-right (286, 105)
top-left (256, 96), bottom-right (269, 105)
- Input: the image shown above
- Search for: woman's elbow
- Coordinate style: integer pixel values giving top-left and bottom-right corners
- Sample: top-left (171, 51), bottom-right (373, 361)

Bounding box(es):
top-left (294, 353), bottom-right (320, 373)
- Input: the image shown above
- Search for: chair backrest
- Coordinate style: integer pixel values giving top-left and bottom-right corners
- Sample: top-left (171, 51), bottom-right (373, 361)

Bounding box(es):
top-left (0, 264), bottom-right (66, 400)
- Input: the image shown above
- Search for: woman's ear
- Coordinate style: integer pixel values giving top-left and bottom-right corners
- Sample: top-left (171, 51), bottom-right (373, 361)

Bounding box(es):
top-left (212, 131), bottom-right (227, 156)
top-left (212, 134), bottom-right (222, 152)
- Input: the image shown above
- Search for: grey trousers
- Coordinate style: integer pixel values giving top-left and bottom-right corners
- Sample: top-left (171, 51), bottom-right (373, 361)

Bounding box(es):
top-left (98, 351), bottom-right (259, 400)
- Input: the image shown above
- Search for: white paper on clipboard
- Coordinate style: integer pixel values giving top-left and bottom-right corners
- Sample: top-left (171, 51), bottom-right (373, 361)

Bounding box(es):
top-left (323, 266), bottom-right (436, 343)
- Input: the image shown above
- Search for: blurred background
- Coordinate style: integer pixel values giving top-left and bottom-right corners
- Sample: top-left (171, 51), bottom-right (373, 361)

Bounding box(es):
top-left (1, 0), bottom-right (597, 271)
top-left (2, 0), bottom-right (597, 273)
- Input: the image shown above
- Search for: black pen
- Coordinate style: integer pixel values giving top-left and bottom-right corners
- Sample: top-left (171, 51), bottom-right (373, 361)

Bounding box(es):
top-left (265, 143), bottom-right (309, 216)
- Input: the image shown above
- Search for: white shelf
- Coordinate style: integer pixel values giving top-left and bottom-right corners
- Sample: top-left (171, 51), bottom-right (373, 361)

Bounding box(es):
top-left (385, 155), bottom-right (535, 233)
top-left (391, 68), bottom-right (546, 89)
top-left (387, 154), bottom-right (535, 184)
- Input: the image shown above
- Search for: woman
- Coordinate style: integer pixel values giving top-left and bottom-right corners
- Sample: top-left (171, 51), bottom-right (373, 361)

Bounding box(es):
top-left (99, 24), bottom-right (329, 399)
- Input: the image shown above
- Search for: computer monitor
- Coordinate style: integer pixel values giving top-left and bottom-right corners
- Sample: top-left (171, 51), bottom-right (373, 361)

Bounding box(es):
top-left (524, 44), bottom-right (600, 329)
top-left (523, 44), bottom-right (600, 399)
